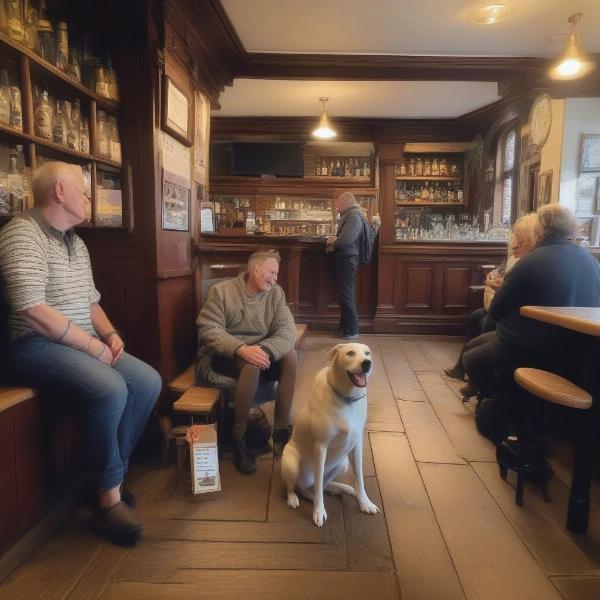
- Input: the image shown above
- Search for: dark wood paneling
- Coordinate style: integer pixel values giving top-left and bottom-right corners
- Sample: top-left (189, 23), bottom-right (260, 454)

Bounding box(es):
top-left (0, 410), bottom-right (16, 553)
top-left (398, 263), bottom-right (435, 311)
top-left (442, 266), bottom-right (471, 310)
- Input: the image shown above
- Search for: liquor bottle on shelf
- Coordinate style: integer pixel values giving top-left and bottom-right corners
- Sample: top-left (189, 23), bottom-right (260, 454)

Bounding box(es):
top-left (450, 163), bottom-right (460, 177)
top-left (66, 48), bottom-right (82, 82)
top-left (79, 116), bottom-right (90, 153)
top-left (95, 60), bottom-right (110, 99)
top-left (35, 1), bottom-right (55, 65)
top-left (399, 160), bottom-right (407, 176)
top-left (107, 115), bottom-right (121, 163)
top-left (421, 182), bottom-right (430, 202)
top-left (7, 0), bottom-right (24, 43)
top-left (52, 100), bottom-right (67, 146)
top-left (353, 158), bottom-right (360, 178)
top-left (7, 146), bottom-right (23, 213)
top-left (105, 56), bottom-right (119, 101)
top-left (423, 159), bottom-right (431, 177)
top-left (320, 158), bottom-right (327, 176)
top-left (415, 157), bottom-right (423, 176)
top-left (34, 89), bottom-right (52, 139)
top-left (9, 84), bottom-right (22, 131)
top-left (62, 100), bottom-right (78, 150)
top-left (447, 182), bottom-right (455, 202)
top-left (335, 160), bottom-right (342, 177)
top-left (365, 159), bottom-right (371, 178)
top-left (23, 1), bottom-right (38, 51)
top-left (431, 158), bottom-right (439, 176)
top-left (0, 69), bottom-right (10, 126)
top-left (69, 98), bottom-right (81, 148)
top-left (95, 110), bottom-right (110, 157)
top-left (457, 183), bottom-right (464, 203)
top-left (439, 158), bottom-right (448, 176)
top-left (408, 158), bottom-right (415, 176)
top-left (55, 21), bottom-right (69, 72)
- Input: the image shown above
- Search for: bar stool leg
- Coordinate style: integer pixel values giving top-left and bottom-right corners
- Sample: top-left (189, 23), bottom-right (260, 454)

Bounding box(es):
top-left (567, 406), bottom-right (597, 534)
top-left (516, 468), bottom-right (524, 507)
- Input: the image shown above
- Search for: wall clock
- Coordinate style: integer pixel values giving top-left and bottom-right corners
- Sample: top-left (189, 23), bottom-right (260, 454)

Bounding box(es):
top-left (528, 94), bottom-right (553, 151)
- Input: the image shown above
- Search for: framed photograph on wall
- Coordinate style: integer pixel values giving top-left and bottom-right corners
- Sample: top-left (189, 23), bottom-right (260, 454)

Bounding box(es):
top-left (537, 170), bottom-right (553, 207)
top-left (162, 170), bottom-right (190, 231)
top-left (162, 75), bottom-right (192, 146)
top-left (580, 134), bottom-right (600, 173)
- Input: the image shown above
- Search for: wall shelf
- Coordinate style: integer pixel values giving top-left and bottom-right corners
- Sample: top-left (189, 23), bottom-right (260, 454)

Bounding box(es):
top-left (395, 202), bottom-right (465, 207)
top-left (395, 176), bottom-right (461, 181)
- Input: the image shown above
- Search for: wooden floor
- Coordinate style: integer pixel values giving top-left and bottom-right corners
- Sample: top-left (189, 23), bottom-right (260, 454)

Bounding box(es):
top-left (1, 333), bottom-right (600, 599)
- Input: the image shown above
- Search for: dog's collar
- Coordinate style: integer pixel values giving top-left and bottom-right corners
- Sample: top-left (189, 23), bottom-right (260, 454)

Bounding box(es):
top-left (328, 380), bottom-right (365, 404)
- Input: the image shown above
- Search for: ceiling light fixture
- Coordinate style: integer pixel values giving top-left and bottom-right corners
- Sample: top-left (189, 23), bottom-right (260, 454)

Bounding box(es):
top-left (312, 97), bottom-right (336, 139)
top-left (549, 13), bottom-right (596, 80)
top-left (469, 4), bottom-right (511, 25)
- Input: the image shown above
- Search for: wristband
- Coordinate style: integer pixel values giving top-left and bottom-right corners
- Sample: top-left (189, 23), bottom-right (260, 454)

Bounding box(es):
top-left (95, 343), bottom-right (107, 359)
top-left (57, 320), bottom-right (71, 343)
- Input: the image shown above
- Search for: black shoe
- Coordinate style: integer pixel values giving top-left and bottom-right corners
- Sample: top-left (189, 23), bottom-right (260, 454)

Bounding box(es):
top-left (232, 436), bottom-right (257, 474)
top-left (120, 484), bottom-right (136, 509)
top-left (91, 501), bottom-right (143, 546)
top-left (272, 426), bottom-right (292, 457)
top-left (444, 364), bottom-right (465, 381)
top-left (496, 436), bottom-right (553, 506)
top-left (459, 381), bottom-right (478, 401)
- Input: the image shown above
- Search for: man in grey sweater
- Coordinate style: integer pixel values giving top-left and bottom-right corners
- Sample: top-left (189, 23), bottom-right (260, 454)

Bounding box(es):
top-left (327, 192), bottom-right (363, 339)
top-left (196, 250), bottom-right (297, 474)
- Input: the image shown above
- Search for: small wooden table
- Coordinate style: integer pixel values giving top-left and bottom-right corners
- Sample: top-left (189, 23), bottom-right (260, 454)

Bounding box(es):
top-left (521, 306), bottom-right (600, 534)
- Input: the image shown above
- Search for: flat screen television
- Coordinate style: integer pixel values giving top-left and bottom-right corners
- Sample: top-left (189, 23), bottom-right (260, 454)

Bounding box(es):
top-left (231, 143), bottom-right (304, 177)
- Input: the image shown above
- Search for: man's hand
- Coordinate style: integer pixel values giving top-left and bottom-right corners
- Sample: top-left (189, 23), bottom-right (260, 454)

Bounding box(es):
top-left (105, 332), bottom-right (125, 365)
top-left (325, 236), bottom-right (336, 253)
top-left (235, 344), bottom-right (271, 369)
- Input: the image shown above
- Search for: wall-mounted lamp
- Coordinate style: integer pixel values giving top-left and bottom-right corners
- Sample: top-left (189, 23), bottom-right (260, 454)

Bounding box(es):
top-left (548, 13), bottom-right (596, 80)
top-left (312, 97), bottom-right (337, 139)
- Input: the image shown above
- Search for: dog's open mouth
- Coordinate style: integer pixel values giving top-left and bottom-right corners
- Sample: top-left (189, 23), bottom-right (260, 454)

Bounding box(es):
top-left (347, 371), bottom-right (367, 388)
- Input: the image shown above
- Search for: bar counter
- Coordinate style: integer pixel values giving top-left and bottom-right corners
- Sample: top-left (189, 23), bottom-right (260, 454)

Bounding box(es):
top-left (196, 235), bottom-right (507, 334)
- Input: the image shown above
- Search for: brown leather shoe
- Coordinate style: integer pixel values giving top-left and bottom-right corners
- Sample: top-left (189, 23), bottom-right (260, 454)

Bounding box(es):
top-left (92, 501), bottom-right (143, 546)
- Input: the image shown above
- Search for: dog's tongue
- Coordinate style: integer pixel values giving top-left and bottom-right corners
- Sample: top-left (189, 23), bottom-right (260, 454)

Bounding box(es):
top-left (351, 372), bottom-right (367, 388)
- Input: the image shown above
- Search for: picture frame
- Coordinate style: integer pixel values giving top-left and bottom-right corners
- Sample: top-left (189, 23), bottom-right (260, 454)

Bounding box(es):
top-left (595, 178), bottom-right (600, 213)
top-left (162, 75), bottom-right (192, 146)
top-left (579, 134), bottom-right (600, 173)
top-left (162, 170), bottom-right (190, 231)
top-left (537, 170), bottom-right (553, 208)
top-left (194, 90), bottom-right (210, 184)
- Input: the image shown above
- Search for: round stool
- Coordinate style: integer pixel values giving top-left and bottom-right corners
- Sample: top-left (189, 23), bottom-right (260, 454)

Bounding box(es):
top-left (514, 368), bottom-right (592, 410)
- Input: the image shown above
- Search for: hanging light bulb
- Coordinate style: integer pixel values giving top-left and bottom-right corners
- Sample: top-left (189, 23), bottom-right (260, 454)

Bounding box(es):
top-left (312, 97), bottom-right (336, 139)
top-left (549, 13), bottom-right (596, 80)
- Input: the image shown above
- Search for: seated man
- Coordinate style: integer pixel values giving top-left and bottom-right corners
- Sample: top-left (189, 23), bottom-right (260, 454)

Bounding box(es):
top-left (0, 162), bottom-right (161, 546)
top-left (463, 204), bottom-right (600, 444)
top-left (196, 250), bottom-right (297, 474)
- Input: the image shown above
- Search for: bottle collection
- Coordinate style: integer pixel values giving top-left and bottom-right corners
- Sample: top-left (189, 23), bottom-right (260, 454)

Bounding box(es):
top-left (95, 109), bottom-right (121, 163)
top-left (0, 66), bottom-right (21, 131)
top-left (314, 156), bottom-right (371, 178)
top-left (394, 210), bottom-right (481, 241)
top-left (395, 156), bottom-right (461, 178)
top-left (395, 180), bottom-right (464, 204)
top-left (0, 141), bottom-right (28, 214)
top-left (0, 0), bottom-right (119, 102)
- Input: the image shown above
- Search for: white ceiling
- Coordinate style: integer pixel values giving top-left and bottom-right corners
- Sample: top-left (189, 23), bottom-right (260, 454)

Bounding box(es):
top-left (221, 0), bottom-right (600, 56)
top-left (214, 79), bottom-right (500, 118)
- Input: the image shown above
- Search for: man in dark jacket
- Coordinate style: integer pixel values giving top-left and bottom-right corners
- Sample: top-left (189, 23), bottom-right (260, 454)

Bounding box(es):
top-left (463, 205), bottom-right (600, 436)
top-left (327, 192), bottom-right (363, 339)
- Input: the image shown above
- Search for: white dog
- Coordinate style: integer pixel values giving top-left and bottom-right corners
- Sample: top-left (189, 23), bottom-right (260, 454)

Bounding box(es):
top-left (281, 343), bottom-right (380, 527)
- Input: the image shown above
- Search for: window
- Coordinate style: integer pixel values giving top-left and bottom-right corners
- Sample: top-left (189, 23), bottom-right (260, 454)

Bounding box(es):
top-left (493, 125), bottom-right (518, 225)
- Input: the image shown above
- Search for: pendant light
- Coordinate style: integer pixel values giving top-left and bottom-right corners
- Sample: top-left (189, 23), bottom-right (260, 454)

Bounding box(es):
top-left (312, 97), bottom-right (336, 139)
top-left (549, 13), bottom-right (596, 80)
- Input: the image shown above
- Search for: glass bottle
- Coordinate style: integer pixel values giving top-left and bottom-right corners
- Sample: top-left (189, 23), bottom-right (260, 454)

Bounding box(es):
top-left (23, 1), bottom-right (38, 50)
top-left (457, 183), bottom-right (464, 203)
top-left (7, 0), bottom-right (24, 43)
top-left (105, 57), bottom-right (118, 102)
top-left (36, 1), bottom-right (55, 65)
top-left (52, 100), bottom-right (66, 146)
top-left (447, 182), bottom-right (455, 202)
top-left (439, 158), bottom-right (448, 177)
top-left (0, 69), bottom-right (11, 125)
top-left (431, 158), bottom-right (439, 176)
top-left (66, 48), bottom-right (81, 82)
top-left (9, 85), bottom-right (22, 131)
top-left (408, 158), bottom-right (415, 176)
top-left (34, 89), bottom-right (52, 139)
top-left (415, 157), bottom-right (423, 176)
top-left (421, 181), bottom-right (430, 202)
top-left (62, 100), bottom-right (79, 150)
top-left (321, 158), bottom-right (327, 176)
top-left (353, 158), bottom-right (360, 177)
top-left (95, 62), bottom-right (110, 99)
top-left (108, 115), bottom-right (121, 163)
top-left (55, 21), bottom-right (68, 71)
top-left (399, 160), bottom-right (407, 176)
top-left (8, 146), bottom-right (23, 213)
top-left (364, 159), bottom-right (370, 178)
top-left (335, 160), bottom-right (342, 177)
top-left (95, 110), bottom-right (109, 157)
top-left (423, 159), bottom-right (431, 176)
top-left (79, 116), bottom-right (90, 153)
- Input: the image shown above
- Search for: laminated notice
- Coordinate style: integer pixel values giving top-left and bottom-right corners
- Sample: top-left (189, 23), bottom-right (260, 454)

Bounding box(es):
top-left (186, 424), bottom-right (221, 494)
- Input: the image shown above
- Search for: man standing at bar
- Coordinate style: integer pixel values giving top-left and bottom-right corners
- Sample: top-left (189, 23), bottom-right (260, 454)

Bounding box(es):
top-left (196, 250), bottom-right (297, 474)
top-left (0, 161), bottom-right (161, 546)
top-left (327, 191), bottom-right (363, 339)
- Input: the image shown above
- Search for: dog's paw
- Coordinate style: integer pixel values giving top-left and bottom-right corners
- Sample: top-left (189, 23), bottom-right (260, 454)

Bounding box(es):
top-left (287, 492), bottom-right (300, 509)
top-left (313, 505), bottom-right (328, 527)
top-left (358, 496), bottom-right (380, 515)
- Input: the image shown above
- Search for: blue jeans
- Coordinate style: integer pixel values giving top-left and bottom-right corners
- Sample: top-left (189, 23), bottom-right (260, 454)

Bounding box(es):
top-left (335, 254), bottom-right (359, 336)
top-left (9, 334), bottom-right (162, 491)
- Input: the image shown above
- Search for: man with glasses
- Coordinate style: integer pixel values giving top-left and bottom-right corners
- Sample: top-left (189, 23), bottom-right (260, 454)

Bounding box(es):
top-left (0, 161), bottom-right (161, 546)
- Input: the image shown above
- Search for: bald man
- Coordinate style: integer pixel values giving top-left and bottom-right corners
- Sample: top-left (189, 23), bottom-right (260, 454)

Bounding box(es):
top-left (326, 192), bottom-right (363, 339)
top-left (0, 161), bottom-right (161, 546)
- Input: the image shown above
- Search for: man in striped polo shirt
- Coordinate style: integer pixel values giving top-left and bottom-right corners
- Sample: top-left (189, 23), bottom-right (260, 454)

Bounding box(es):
top-left (0, 161), bottom-right (161, 546)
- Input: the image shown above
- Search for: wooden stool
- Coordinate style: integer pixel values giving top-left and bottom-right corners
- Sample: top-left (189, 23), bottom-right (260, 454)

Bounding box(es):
top-left (173, 386), bottom-right (221, 424)
top-left (512, 368), bottom-right (593, 525)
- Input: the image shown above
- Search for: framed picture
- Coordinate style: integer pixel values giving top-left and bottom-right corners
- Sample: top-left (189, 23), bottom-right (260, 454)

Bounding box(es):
top-left (595, 178), bottom-right (600, 213)
top-left (194, 90), bottom-right (210, 184)
top-left (579, 134), bottom-right (600, 173)
top-left (162, 170), bottom-right (190, 231)
top-left (162, 76), bottom-right (192, 146)
top-left (537, 170), bottom-right (553, 207)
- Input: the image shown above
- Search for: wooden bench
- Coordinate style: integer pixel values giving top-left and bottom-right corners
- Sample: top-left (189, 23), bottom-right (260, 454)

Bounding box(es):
top-left (168, 323), bottom-right (308, 422)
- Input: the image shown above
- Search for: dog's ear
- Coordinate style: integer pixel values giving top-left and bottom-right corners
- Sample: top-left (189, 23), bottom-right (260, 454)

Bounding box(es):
top-left (327, 344), bottom-right (344, 363)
